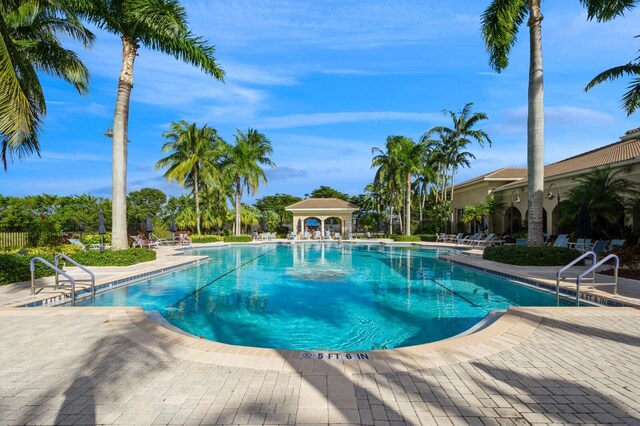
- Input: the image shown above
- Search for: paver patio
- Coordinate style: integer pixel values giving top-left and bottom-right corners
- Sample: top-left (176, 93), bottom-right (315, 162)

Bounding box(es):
top-left (1, 242), bottom-right (640, 425)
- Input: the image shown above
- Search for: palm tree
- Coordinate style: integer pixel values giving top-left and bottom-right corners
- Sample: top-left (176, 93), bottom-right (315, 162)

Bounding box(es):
top-left (484, 194), bottom-right (506, 233)
top-left (371, 136), bottom-right (424, 235)
top-left (481, 0), bottom-right (634, 246)
top-left (224, 128), bottom-right (275, 236)
top-left (155, 121), bottom-right (224, 235)
top-left (566, 167), bottom-right (637, 238)
top-left (0, 0), bottom-right (93, 169)
top-left (81, 1), bottom-right (224, 248)
top-left (421, 103), bottom-right (490, 222)
top-left (585, 38), bottom-right (640, 115)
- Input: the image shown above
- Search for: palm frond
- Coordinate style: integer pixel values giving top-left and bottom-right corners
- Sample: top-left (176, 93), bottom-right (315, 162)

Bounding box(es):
top-left (586, 62), bottom-right (640, 116)
top-left (481, 0), bottom-right (528, 72)
top-left (580, 0), bottom-right (636, 21)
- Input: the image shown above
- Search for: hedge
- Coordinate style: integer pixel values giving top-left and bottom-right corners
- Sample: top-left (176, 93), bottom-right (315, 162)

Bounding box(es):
top-left (415, 234), bottom-right (438, 242)
top-left (0, 248), bottom-right (156, 285)
top-left (392, 235), bottom-right (421, 242)
top-left (483, 246), bottom-right (582, 266)
top-left (190, 234), bottom-right (224, 244)
top-left (223, 235), bottom-right (253, 243)
top-left (72, 248), bottom-right (156, 266)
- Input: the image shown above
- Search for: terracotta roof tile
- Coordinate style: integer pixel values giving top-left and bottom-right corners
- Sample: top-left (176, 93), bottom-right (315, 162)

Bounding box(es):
top-left (455, 167), bottom-right (527, 188)
top-left (495, 137), bottom-right (640, 191)
top-left (285, 198), bottom-right (359, 210)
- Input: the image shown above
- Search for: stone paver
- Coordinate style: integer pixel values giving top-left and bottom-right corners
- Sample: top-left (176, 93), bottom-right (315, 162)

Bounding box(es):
top-left (1, 307), bottom-right (640, 425)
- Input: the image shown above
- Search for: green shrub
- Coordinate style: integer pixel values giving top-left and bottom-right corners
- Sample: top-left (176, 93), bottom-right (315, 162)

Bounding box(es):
top-left (483, 246), bottom-right (581, 266)
top-left (72, 249), bottom-right (156, 266)
top-left (27, 218), bottom-right (62, 246)
top-left (610, 244), bottom-right (640, 269)
top-left (393, 235), bottom-right (421, 242)
top-left (415, 234), bottom-right (437, 242)
top-left (190, 234), bottom-right (224, 244)
top-left (224, 235), bottom-right (253, 243)
top-left (0, 253), bottom-right (56, 285)
top-left (80, 233), bottom-right (112, 245)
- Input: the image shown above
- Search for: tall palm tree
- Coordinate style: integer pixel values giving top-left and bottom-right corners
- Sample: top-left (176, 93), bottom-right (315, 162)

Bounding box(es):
top-left (421, 103), bottom-right (490, 222)
top-left (224, 128), bottom-right (275, 236)
top-left (1, 0), bottom-right (93, 169)
top-left (566, 167), bottom-right (637, 238)
top-left (81, 0), bottom-right (224, 248)
top-left (372, 136), bottom-right (424, 236)
top-left (155, 121), bottom-right (225, 235)
top-left (481, 0), bottom-right (634, 246)
top-left (585, 37), bottom-right (640, 115)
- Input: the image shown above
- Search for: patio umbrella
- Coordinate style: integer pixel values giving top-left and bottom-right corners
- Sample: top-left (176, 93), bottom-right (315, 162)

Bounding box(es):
top-left (446, 218), bottom-right (452, 235)
top-left (145, 214), bottom-right (154, 235)
top-left (98, 210), bottom-right (106, 252)
top-left (169, 216), bottom-right (177, 232)
top-left (577, 203), bottom-right (591, 240)
top-left (481, 213), bottom-right (488, 232)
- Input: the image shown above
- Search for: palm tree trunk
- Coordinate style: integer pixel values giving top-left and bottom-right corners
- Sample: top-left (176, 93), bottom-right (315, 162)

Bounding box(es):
top-left (405, 173), bottom-right (411, 236)
top-left (111, 36), bottom-right (137, 249)
top-left (194, 167), bottom-right (201, 235)
top-left (527, 0), bottom-right (545, 247)
top-left (450, 166), bottom-right (457, 223)
top-left (235, 179), bottom-right (242, 235)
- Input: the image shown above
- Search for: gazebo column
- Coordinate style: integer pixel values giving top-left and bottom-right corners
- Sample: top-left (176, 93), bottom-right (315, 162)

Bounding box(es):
top-left (320, 217), bottom-right (325, 239)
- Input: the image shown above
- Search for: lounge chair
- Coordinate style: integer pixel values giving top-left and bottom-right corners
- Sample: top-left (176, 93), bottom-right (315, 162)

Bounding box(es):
top-left (314, 230), bottom-right (321, 239)
top-left (151, 234), bottom-right (174, 246)
top-left (571, 238), bottom-right (592, 252)
top-left (473, 234), bottom-right (495, 246)
top-left (288, 231), bottom-right (296, 239)
top-left (590, 240), bottom-right (608, 257)
top-left (607, 239), bottom-right (625, 251)
top-left (435, 233), bottom-right (447, 242)
top-left (131, 235), bottom-right (160, 249)
top-left (448, 233), bottom-right (464, 243)
top-left (324, 230), bottom-right (331, 239)
top-left (551, 234), bottom-right (569, 248)
top-left (302, 231), bottom-right (311, 240)
top-left (334, 232), bottom-right (341, 240)
top-left (68, 238), bottom-right (109, 251)
top-left (516, 238), bottom-right (528, 246)
top-left (457, 233), bottom-right (483, 246)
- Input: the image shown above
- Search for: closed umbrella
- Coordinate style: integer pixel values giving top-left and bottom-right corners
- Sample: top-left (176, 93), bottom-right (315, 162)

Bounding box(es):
top-left (481, 213), bottom-right (488, 232)
top-left (446, 218), bottom-right (452, 235)
top-left (297, 219), bottom-right (302, 233)
top-left (98, 210), bottom-right (106, 252)
top-left (169, 216), bottom-right (177, 232)
top-left (577, 202), bottom-right (591, 241)
top-left (145, 214), bottom-right (154, 236)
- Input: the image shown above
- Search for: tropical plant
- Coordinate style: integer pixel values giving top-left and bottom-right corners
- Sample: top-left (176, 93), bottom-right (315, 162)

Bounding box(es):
top-left (566, 167), bottom-right (637, 238)
top-left (80, 1), bottom-right (224, 248)
top-left (156, 121), bottom-right (224, 234)
top-left (484, 194), bottom-right (506, 233)
top-left (481, 0), bottom-right (635, 246)
top-left (586, 36), bottom-right (640, 115)
top-left (371, 136), bottom-right (424, 235)
top-left (224, 128), bottom-right (275, 236)
top-left (0, 0), bottom-right (93, 168)
top-left (421, 103), bottom-right (490, 224)
top-left (461, 202), bottom-right (488, 234)
top-left (309, 186), bottom-right (349, 200)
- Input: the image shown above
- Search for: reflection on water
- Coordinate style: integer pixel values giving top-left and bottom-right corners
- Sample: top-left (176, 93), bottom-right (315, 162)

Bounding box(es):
top-left (80, 244), bottom-right (572, 351)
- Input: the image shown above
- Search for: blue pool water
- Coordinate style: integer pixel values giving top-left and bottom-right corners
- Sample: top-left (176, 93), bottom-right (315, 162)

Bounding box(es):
top-left (79, 243), bottom-right (571, 351)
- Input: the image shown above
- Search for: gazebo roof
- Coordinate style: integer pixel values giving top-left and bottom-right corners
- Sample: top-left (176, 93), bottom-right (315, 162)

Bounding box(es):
top-left (285, 198), bottom-right (359, 211)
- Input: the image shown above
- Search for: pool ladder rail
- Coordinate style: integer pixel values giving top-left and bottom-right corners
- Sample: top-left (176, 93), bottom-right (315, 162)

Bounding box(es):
top-left (556, 251), bottom-right (619, 306)
top-left (30, 254), bottom-right (96, 306)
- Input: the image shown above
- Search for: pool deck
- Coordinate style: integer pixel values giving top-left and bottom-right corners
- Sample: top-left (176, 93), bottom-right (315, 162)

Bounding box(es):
top-left (1, 241), bottom-right (640, 425)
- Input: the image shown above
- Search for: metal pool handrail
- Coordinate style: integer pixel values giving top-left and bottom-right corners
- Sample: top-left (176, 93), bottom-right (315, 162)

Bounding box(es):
top-left (54, 253), bottom-right (96, 302)
top-left (556, 251), bottom-right (596, 305)
top-left (575, 254), bottom-right (619, 306)
top-left (30, 257), bottom-right (77, 306)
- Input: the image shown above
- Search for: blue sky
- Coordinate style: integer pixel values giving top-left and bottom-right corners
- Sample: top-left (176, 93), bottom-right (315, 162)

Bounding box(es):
top-left (2, 0), bottom-right (639, 201)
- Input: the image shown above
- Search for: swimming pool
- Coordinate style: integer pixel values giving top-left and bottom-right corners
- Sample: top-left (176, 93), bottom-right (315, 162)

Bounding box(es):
top-left (79, 243), bottom-right (572, 351)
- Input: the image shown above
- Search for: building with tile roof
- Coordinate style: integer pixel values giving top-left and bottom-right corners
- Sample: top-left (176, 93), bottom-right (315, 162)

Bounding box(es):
top-left (452, 127), bottom-right (640, 235)
top-left (285, 198), bottom-right (359, 238)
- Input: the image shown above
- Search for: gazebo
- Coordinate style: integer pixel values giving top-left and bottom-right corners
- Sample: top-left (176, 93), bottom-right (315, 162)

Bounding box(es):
top-left (285, 198), bottom-right (359, 237)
